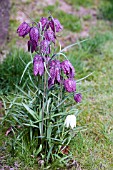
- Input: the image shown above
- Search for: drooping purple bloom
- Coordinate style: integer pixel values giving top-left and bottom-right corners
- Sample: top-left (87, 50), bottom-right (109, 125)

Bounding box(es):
top-left (44, 30), bottom-right (56, 43)
top-left (39, 17), bottom-right (49, 31)
top-left (40, 40), bottom-right (51, 54)
top-left (61, 60), bottom-right (75, 78)
top-left (17, 22), bottom-right (31, 37)
top-left (33, 55), bottom-right (44, 76)
top-left (64, 78), bottom-right (76, 93)
top-left (74, 93), bottom-right (82, 103)
top-left (48, 60), bottom-right (61, 88)
top-left (50, 18), bottom-right (63, 32)
top-left (29, 27), bottom-right (40, 43)
top-left (28, 40), bottom-right (37, 53)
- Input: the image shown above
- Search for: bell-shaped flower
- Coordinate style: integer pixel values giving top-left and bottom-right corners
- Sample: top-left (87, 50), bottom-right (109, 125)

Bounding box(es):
top-left (50, 18), bottom-right (63, 32)
top-left (48, 60), bottom-right (61, 88)
top-left (28, 40), bottom-right (37, 53)
top-left (40, 40), bottom-right (51, 54)
top-left (64, 78), bottom-right (76, 92)
top-left (61, 60), bottom-right (75, 78)
top-left (33, 55), bottom-right (44, 76)
top-left (17, 22), bottom-right (31, 37)
top-left (44, 30), bottom-right (56, 43)
top-left (39, 17), bottom-right (49, 31)
top-left (29, 27), bottom-right (40, 43)
top-left (74, 93), bottom-right (82, 103)
top-left (64, 115), bottom-right (76, 129)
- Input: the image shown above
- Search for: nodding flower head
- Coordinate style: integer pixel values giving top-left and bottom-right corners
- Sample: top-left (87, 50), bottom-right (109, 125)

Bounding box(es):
top-left (74, 93), bottom-right (82, 103)
top-left (44, 30), bottom-right (56, 43)
top-left (39, 17), bottom-right (49, 31)
top-left (64, 78), bottom-right (76, 93)
top-left (17, 22), bottom-right (31, 37)
top-left (48, 60), bottom-right (61, 88)
top-left (64, 115), bottom-right (76, 129)
top-left (33, 55), bottom-right (44, 76)
top-left (29, 27), bottom-right (40, 43)
top-left (28, 40), bottom-right (37, 53)
top-left (61, 60), bottom-right (75, 78)
top-left (40, 40), bottom-right (51, 54)
top-left (50, 18), bottom-right (63, 33)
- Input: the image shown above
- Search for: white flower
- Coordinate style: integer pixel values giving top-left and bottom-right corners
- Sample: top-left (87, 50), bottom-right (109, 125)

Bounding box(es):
top-left (64, 115), bottom-right (76, 129)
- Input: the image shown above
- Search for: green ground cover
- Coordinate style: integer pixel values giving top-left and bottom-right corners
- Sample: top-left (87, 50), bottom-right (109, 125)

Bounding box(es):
top-left (0, 0), bottom-right (113, 169)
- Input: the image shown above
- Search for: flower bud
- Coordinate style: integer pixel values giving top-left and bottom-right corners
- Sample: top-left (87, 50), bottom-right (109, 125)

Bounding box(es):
top-left (74, 93), bottom-right (82, 103)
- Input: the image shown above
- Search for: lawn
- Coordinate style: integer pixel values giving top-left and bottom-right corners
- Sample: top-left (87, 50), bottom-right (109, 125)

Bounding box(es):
top-left (0, 0), bottom-right (113, 169)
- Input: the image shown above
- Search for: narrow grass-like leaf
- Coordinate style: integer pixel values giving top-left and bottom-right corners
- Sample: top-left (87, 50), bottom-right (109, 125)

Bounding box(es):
top-left (20, 61), bottom-right (32, 83)
top-left (22, 103), bottom-right (38, 121)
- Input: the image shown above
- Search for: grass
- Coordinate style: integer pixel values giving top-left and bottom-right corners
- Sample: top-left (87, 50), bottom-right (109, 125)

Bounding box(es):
top-left (0, 49), bottom-right (33, 94)
top-left (1, 0), bottom-right (113, 169)
top-left (65, 0), bottom-right (95, 8)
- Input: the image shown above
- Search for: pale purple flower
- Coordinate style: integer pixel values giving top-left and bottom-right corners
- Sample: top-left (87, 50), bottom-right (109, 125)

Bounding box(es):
top-left (61, 60), bottom-right (75, 78)
top-left (33, 55), bottom-right (44, 76)
top-left (64, 78), bottom-right (76, 93)
top-left (44, 30), bottom-right (56, 43)
top-left (50, 18), bottom-right (63, 32)
top-left (39, 17), bottom-right (49, 31)
top-left (29, 27), bottom-right (40, 43)
top-left (48, 60), bottom-right (61, 88)
top-left (17, 22), bottom-right (31, 37)
top-left (74, 93), bottom-right (82, 103)
top-left (28, 40), bottom-right (37, 53)
top-left (40, 40), bottom-right (51, 54)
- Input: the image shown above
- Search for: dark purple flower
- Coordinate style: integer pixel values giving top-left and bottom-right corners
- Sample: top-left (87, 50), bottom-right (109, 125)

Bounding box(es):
top-left (33, 55), bottom-right (44, 76)
top-left (29, 27), bottom-right (40, 43)
top-left (28, 40), bottom-right (37, 53)
top-left (40, 40), bottom-right (51, 54)
top-left (17, 22), bottom-right (31, 37)
top-left (39, 17), bottom-right (49, 31)
top-left (44, 30), bottom-right (56, 43)
top-left (48, 60), bottom-right (61, 88)
top-left (50, 18), bottom-right (63, 32)
top-left (64, 78), bottom-right (76, 93)
top-left (74, 93), bottom-right (82, 103)
top-left (61, 60), bottom-right (75, 78)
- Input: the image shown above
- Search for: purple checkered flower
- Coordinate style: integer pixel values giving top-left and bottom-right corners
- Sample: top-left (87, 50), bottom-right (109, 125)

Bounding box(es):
top-left (29, 27), bottom-right (40, 43)
top-left (39, 17), bottom-right (49, 31)
top-left (17, 22), bottom-right (31, 37)
top-left (74, 93), bottom-right (82, 103)
top-left (40, 40), bottom-right (51, 54)
top-left (50, 18), bottom-right (63, 32)
top-left (33, 55), bottom-right (44, 76)
top-left (64, 78), bottom-right (76, 93)
top-left (44, 30), bottom-right (56, 43)
top-left (28, 40), bottom-right (37, 53)
top-left (48, 60), bottom-right (61, 88)
top-left (61, 60), bottom-right (75, 78)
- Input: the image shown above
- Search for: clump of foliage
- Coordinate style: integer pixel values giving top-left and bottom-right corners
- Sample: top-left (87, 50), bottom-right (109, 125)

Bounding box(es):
top-left (1, 15), bottom-right (84, 168)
